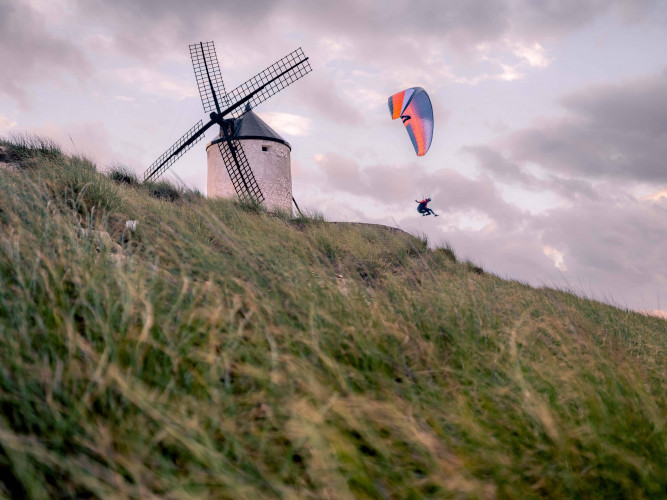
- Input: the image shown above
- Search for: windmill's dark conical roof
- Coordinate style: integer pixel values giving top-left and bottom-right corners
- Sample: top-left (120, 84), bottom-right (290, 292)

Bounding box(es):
top-left (232, 104), bottom-right (291, 149)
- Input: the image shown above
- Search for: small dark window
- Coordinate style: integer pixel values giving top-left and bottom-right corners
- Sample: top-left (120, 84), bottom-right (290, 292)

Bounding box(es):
top-left (262, 146), bottom-right (269, 152)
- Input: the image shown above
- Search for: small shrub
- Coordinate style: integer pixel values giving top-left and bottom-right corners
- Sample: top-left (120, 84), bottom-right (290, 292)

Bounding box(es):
top-left (0, 143), bottom-right (20, 164)
top-left (416, 232), bottom-right (429, 248)
top-left (434, 243), bottom-right (457, 263)
top-left (144, 181), bottom-right (182, 202)
top-left (289, 209), bottom-right (326, 232)
top-left (108, 164), bottom-right (139, 186)
top-left (465, 259), bottom-right (484, 275)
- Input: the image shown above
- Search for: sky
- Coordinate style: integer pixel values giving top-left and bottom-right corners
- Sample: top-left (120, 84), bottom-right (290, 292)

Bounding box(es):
top-left (2, 0), bottom-right (666, 315)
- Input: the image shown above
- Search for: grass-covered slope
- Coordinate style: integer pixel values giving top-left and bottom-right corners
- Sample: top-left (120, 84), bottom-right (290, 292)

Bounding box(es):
top-left (0, 137), bottom-right (665, 499)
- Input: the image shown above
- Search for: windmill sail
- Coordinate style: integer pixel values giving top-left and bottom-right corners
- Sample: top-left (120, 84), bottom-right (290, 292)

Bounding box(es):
top-left (217, 137), bottom-right (264, 203)
top-left (224, 48), bottom-right (311, 119)
top-left (190, 41), bottom-right (229, 113)
top-left (143, 120), bottom-right (206, 182)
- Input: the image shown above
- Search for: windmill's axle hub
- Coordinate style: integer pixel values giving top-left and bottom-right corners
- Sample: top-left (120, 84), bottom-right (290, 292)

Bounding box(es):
top-left (209, 112), bottom-right (223, 124)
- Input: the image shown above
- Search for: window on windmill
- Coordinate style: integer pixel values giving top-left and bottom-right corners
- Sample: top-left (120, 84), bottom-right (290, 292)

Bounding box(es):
top-left (262, 145), bottom-right (269, 152)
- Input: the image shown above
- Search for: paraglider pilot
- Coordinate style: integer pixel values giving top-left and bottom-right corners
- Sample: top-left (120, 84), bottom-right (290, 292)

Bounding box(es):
top-left (416, 198), bottom-right (438, 217)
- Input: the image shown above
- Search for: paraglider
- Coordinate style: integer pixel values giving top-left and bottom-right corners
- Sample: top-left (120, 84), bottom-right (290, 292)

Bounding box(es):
top-left (416, 198), bottom-right (438, 217)
top-left (387, 87), bottom-right (437, 218)
top-left (388, 87), bottom-right (434, 156)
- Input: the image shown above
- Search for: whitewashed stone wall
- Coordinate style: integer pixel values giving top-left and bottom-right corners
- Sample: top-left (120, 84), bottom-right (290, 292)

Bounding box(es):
top-left (207, 139), bottom-right (292, 213)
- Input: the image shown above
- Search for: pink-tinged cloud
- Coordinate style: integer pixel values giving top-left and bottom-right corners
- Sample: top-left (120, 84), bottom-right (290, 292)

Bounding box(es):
top-left (314, 152), bottom-right (525, 228)
top-left (505, 71), bottom-right (667, 182)
top-left (0, 2), bottom-right (91, 107)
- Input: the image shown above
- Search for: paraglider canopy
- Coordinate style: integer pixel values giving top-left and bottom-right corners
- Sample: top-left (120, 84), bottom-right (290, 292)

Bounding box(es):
top-left (388, 87), bottom-right (434, 156)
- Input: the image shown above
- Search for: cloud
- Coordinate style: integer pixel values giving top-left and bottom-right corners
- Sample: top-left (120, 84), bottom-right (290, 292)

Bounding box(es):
top-left (314, 153), bottom-right (365, 196)
top-left (505, 70), bottom-right (667, 182)
top-left (296, 76), bottom-right (364, 125)
top-left (0, 1), bottom-right (90, 106)
top-left (314, 152), bottom-right (525, 228)
top-left (25, 120), bottom-right (139, 170)
top-left (559, 70), bottom-right (667, 136)
top-left (510, 41), bottom-right (552, 68)
top-left (644, 188), bottom-right (667, 201)
top-left (454, 67), bottom-right (667, 311)
top-left (463, 145), bottom-right (599, 203)
top-left (6, 0), bottom-right (661, 112)
top-left (104, 66), bottom-right (197, 101)
top-left (427, 223), bottom-right (559, 282)
top-left (71, 0), bottom-right (281, 62)
top-left (495, 63), bottom-right (525, 82)
top-left (452, 38), bottom-right (554, 85)
top-left (70, 0), bottom-right (626, 61)
top-left (0, 115), bottom-right (18, 135)
top-left (510, 0), bottom-right (661, 39)
top-left (63, 0), bottom-right (664, 99)
top-left (462, 69), bottom-right (667, 207)
top-left (303, 146), bottom-right (667, 313)
top-left (543, 246), bottom-right (567, 271)
top-left (258, 112), bottom-right (311, 136)
top-left (412, 191), bottom-right (667, 311)
top-left (533, 195), bottom-right (667, 307)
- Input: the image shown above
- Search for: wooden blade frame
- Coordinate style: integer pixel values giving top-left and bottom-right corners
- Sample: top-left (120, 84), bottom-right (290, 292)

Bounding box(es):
top-left (190, 41), bottom-right (228, 114)
top-left (217, 136), bottom-right (264, 203)
top-left (225, 48), bottom-right (311, 119)
top-left (143, 120), bottom-right (205, 182)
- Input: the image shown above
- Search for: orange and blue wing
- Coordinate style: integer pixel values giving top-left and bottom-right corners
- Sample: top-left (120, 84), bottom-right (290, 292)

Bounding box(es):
top-left (387, 87), bottom-right (433, 156)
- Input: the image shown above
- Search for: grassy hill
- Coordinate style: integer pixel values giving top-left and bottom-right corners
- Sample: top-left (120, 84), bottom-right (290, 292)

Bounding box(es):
top-left (0, 136), bottom-right (665, 499)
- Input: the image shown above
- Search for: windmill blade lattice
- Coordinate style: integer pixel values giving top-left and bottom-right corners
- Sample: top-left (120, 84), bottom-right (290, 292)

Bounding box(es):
top-left (190, 42), bottom-right (229, 113)
top-left (143, 120), bottom-right (204, 182)
top-left (225, 48), bottom-right (311, 119)
top-left (217, 139), bottom-right (264, 203)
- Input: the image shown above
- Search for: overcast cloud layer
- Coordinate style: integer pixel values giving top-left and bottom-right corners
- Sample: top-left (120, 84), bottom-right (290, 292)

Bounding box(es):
top-left (1, 0), bottom-right (666, 314)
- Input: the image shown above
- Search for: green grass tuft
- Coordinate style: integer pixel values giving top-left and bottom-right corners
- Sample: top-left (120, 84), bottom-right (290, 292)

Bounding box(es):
top-left (142, 179), bottom-right (184, 202)
top-left (2, 132), bottom-right (62, 160)
top-left (434, 242), bottom-right (457, 263)
top-left (465, 258), bottom-right (484, 275)
top-left (107, 163), bottom-right (139, 186)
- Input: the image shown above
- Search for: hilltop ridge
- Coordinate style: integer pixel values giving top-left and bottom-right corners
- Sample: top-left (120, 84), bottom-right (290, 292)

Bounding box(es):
top-left (0, 136), bottom-right (665, 498)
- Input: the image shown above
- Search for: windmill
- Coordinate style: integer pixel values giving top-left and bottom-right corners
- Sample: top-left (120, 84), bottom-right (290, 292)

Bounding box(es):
top-left (143, 41), bottom-right (312, 206)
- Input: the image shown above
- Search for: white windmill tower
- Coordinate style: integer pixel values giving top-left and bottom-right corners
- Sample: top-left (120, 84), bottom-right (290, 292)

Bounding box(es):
top-left (207, 103), bottom-right (293, 212)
